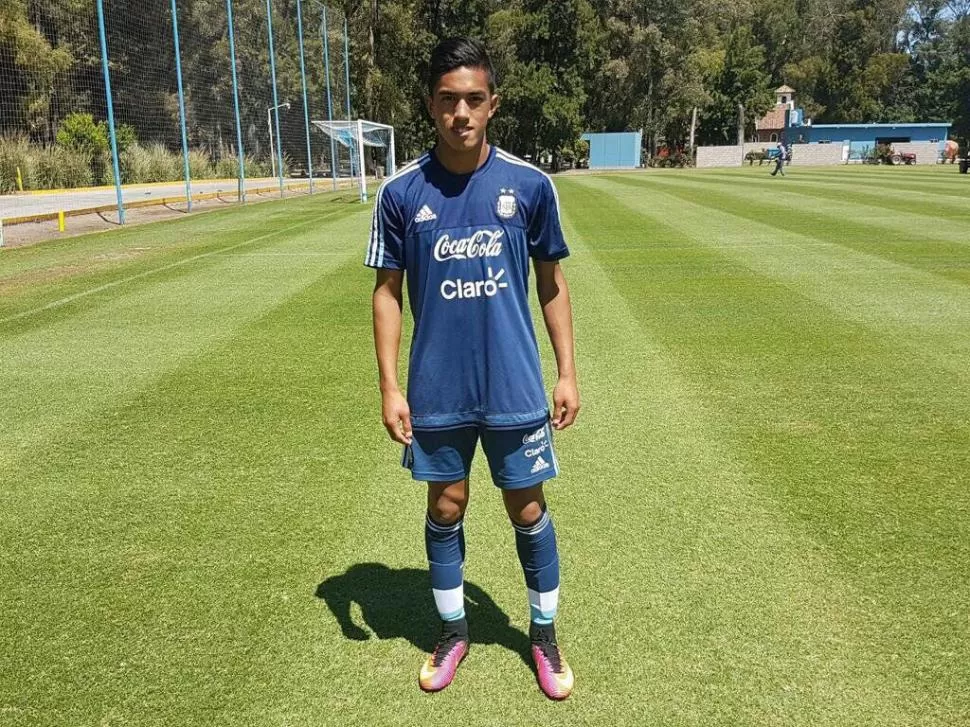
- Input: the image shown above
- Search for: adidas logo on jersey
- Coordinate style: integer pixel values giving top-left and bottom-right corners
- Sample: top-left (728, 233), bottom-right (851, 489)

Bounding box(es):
top-left (414, 205), bottom-right (437, 223)
top-left (531, 456), bottom-right (551, 474)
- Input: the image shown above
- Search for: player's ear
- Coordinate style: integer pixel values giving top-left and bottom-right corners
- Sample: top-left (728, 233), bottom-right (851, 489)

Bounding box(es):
top-left (426, 95), bottom-right (434, 118)
top-left (488, 93), bottom-right (500, 119)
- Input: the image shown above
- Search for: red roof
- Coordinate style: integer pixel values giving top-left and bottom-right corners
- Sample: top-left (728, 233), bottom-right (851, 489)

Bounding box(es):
top-left (756, 106), bottom-right (787, 131)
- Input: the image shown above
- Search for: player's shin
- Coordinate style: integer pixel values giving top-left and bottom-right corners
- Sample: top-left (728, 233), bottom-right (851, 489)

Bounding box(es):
top-left (425, 512), bottom-right (466, 621)
top-left (511, 506), bottom-right (559, 624)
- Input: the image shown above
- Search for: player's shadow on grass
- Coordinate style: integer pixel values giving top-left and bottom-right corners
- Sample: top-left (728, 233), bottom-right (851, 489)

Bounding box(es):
top-left (315, 563), bottom-right (532, 667)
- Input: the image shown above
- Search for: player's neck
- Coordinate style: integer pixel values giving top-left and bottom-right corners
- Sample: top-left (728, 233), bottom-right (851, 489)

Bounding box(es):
top-left (434, 140), bottom-right (491, 176)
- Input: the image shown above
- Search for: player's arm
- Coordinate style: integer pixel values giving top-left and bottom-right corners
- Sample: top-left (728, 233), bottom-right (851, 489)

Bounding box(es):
top-left (367, 186), bottom-right (411, 446)
top-left (373, 269), bottom-right (412, 445)
top-left (534, 259), bottom-right (579, 430)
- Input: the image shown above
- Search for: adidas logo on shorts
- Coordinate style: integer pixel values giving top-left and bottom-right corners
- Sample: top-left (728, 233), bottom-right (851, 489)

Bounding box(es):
top-left (414, 204), bottom-right (437, 223)
top-left (531, 456), bottom-right (551, 474)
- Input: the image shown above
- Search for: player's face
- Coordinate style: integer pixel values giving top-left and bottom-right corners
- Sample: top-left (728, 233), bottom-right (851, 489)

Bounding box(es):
top-left (428, 66), bottom-right (498, 155)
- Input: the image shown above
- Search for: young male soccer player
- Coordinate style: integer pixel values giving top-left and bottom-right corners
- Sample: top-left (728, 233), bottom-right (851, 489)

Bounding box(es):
top-left (366, 37), bottom-right (580, 700)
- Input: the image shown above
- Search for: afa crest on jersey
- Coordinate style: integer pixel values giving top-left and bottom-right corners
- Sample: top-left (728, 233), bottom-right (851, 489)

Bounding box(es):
top-left (496, 188), bottom-right (517, 219)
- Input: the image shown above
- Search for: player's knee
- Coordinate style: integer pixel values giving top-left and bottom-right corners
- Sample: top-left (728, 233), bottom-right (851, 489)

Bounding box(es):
top-left (504, 492), bottom-right (545, 526)
top-left (428, 488), bottom-right (468, 524)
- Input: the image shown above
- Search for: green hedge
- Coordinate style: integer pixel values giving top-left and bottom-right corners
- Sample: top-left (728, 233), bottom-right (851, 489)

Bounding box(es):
top-left (1, 134), bottom-right (278, 193)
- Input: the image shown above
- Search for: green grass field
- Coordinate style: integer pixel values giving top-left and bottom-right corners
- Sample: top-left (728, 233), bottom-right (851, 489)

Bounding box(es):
top-left (2, 166), bottom-right (968, 726)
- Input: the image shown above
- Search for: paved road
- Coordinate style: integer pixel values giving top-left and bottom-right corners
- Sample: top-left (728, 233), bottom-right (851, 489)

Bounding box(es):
top-left (0, 177), bottom-right (340, 220)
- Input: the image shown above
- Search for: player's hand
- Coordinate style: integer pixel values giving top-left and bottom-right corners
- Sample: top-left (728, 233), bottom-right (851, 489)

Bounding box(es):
top-left (551, 376), bottom-right (580, 430)
top-left (381, 389), bottom-right (413, 445)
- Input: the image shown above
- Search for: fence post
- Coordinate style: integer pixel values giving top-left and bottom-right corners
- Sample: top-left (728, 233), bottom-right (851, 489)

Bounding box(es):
top-left (321, 7), bottom-right (337, 191)
top-left (296, 0), bottom-right (314, 194)
top-left (226, 0), bottom-right (247, 202)
top-left (95, 0), bottom-right (125, 224)
top-left (356, 118), bottom-right (366, 202)
top-left (171, 0), bottom-right (193, 212)
top-left (265, 0), bottom-right (285, 197)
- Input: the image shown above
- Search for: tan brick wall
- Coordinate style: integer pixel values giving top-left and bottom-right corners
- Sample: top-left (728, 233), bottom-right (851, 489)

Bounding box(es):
top-left (788, 143), bottom-right (846, 166)
top-left (696, 145), bottom-right (744, 168)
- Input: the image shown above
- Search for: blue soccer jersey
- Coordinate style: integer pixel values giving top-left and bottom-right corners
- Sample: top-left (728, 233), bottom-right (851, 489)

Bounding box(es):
top-left (365, 146), bottom-right (569, 430)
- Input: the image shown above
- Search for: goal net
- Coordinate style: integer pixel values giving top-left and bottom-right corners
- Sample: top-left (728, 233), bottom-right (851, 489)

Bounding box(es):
top-left (312, 120), bottom-right (395, 202)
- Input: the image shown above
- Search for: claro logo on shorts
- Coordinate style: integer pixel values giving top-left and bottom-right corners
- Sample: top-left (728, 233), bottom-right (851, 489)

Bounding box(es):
top-left (525, 441), bottom-right (549, 458)
top-left (440, 267), bottom-right (509, 301)
top-left (522, 426), bottom-right (547, 445)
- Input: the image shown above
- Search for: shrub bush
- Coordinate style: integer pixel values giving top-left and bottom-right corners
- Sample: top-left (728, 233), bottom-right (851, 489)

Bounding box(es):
top-left (0, 136), bottom-right (39, 193)
top-left (648, 150), bottom-right (693, 168)
top-left (188, 149), bottom-right (216, 180)
top-left (34, 146), bottom-right (95, 189)
top-left (143, 143), bottom-right (182, 182)
top-left (56, 113), bottom-right (109, 157)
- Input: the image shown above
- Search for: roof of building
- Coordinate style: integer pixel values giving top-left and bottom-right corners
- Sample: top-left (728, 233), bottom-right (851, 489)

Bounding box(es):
top-left (809, 122), bottom-right (950, 129)
top-left (775, 85), bottom-right (795, 94)
top-left (756, 106), bottom-right (787, 131)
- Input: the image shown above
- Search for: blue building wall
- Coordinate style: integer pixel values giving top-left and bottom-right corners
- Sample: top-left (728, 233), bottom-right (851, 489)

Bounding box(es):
top-left (799, 123), bottom-right (950, 145)
top-left (581, 132), bottom-right (642, 168)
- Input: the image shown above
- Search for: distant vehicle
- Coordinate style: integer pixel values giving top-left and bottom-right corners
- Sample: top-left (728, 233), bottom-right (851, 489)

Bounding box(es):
top-left (890, 151), bottom-right (916, 165)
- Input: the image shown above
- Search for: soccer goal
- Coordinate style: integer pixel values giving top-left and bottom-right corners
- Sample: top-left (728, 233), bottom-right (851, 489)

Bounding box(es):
top-left (312, 120), bottom-right (396, 202)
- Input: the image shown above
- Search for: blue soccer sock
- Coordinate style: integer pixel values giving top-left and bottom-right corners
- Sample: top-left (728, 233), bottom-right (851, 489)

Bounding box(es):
top-left (425, 512), bottom-right (466, 622)
top-left (512, 507), bottom-right (560, 626)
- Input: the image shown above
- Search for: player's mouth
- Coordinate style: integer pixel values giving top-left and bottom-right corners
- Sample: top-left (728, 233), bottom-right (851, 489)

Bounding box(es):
top-left (451, 126), bottom-right (474, 140)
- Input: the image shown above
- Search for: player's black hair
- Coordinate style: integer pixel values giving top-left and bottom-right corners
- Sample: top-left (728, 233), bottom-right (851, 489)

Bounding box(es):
top-left (427, 37), bottom-right (496, 95)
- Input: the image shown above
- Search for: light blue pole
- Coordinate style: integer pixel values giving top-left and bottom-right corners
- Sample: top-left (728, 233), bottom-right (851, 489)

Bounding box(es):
top-left (95, 0), bottom-right (125, 224)
top-left (343, 16), bottom-right (353, 180)
top-left (265, 0), bottom-right (285, 197)
top-left (296, 0), bottom-right (314, 193)
top-left (321, 7), bottom-right (337, 191)
top-left (170, 0), bottom-right (192, 211)
top-left (226, 0), bottom-right (246, 202)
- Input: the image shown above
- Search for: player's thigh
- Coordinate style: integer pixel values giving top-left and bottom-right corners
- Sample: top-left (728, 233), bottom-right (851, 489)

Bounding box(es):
top-left (480, 421), bottom-right (559, 494)
top-left (404, 426), bottom-right (478, 482)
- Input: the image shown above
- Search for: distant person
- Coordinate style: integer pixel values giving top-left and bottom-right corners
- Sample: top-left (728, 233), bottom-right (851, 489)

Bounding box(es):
top-left (943, 139), bottom-right (959, 164)
top-left (770, 140), bottom-right (787, 177)
top-left (366, 37), bottom-right (579, 699)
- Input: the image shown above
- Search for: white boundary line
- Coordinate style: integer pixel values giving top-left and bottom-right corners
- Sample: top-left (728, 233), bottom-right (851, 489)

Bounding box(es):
top-left (1, 210), bottom-right (346, 326)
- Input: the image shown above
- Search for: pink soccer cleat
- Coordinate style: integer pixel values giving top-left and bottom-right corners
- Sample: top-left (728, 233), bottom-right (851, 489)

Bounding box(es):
top-left (418, 619), bottom-right (469, 692)
top-left (530, 623), bottom-right (574, 700)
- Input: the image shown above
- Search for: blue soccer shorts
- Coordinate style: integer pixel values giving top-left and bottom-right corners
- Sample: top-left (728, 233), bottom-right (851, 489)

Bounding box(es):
top-left (403, 421), bottom-right (559, 490)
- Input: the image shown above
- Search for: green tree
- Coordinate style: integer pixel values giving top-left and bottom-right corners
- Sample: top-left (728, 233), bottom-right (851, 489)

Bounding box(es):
top-left (699, 26), bottom-right (773, 144)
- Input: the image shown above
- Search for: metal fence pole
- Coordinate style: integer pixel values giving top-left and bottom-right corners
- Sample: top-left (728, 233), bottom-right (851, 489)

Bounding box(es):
top-left (321, 7), bottom-right (337, 191)
top-left (265, 0), bottom-right (285, 197)
top-left (171, 0), bottom-right (193, 212)
top-left (356, 118), bottom-right (366, 202)
top-left (95, 0), bottom-right (125, 224)
top-left (296, 0), bottom-right (314, 193)
top-left (226, 0), bottom-right (247, 202)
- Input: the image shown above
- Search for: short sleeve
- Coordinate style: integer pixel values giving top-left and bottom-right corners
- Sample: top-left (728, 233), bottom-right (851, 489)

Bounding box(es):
top-left (364, 185), bottom-right (405, 269)
top-left (527, 176), bottom-right (569, 261)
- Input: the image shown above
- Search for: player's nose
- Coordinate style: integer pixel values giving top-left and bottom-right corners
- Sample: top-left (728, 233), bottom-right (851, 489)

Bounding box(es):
top-left (453, 98), bottom-right (471, 121)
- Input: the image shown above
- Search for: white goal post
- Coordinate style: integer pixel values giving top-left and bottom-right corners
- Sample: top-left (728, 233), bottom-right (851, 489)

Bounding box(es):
top-left (311, 119), bottom-right (396, 202)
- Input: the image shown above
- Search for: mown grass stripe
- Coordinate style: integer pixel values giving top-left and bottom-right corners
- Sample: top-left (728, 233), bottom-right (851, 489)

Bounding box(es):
top-left (577, 176), bottom-right (970, 371)
top-left (695, 169), bottom-right (970, 212)
top-left (610, 173), bottom-right (970, 286)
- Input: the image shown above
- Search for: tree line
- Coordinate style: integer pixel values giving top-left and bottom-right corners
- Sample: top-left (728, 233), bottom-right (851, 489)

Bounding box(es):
top-left (2, 0), bottom-right (968, 173)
